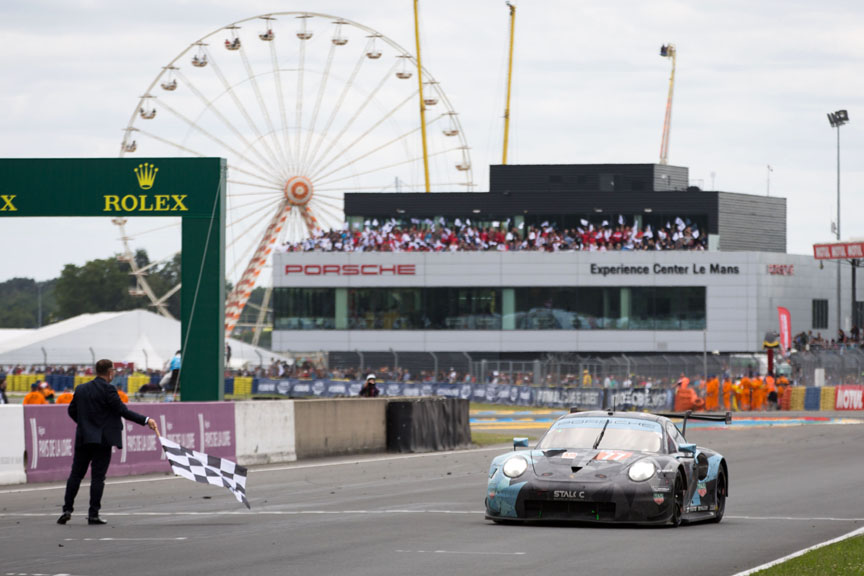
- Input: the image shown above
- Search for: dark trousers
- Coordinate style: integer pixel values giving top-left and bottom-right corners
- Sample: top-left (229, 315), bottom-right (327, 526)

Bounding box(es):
top-left (167, 369), bottom-right (180, 392)
top-left (63, 442), bottom-right (112, 518)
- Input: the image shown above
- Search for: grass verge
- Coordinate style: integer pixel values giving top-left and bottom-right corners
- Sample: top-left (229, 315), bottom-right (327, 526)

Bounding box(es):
top-left (471, 432), bottom-right (537, 446)
top-left (750, 534), bottom-right (864, 575)
top-left (470, 402), bottom-right (526, 412)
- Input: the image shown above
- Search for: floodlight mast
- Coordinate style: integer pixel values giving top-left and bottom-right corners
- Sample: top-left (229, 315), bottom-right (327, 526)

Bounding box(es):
top-left (659, 44), bottom-right (677, 166)
top-left (827, 109), bottom-right (849, 332)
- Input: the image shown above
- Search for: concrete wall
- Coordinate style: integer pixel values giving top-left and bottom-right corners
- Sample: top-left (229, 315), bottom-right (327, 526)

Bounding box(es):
top-left (234, 400), bottom-right (297, 466)
top-left (0, 406), bottom-right (26, 485)
top-left (293, 398), bottom-right (388, 459)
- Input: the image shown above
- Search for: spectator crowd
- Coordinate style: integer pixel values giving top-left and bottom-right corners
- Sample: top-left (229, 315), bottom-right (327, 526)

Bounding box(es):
top-left (793, 327), bottom-right (863, 352)
top-left (279, 215), bottom-right (708, 253)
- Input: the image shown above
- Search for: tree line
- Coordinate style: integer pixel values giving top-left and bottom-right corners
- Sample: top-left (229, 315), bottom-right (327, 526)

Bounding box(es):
top-left (0, 250), bottom-right (180, 327)
top-left (0, 250), bottom-right (270, 347)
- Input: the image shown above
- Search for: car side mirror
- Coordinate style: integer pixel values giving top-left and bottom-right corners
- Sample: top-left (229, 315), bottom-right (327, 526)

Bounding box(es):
top-left (678, 442), bottom-right (697, 455)
top-left (513, 437), bottom-right (529, 450)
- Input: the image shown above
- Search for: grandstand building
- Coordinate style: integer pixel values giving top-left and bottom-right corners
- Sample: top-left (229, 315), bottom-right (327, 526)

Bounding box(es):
top-left (272, 164), bottom-right (859, 359)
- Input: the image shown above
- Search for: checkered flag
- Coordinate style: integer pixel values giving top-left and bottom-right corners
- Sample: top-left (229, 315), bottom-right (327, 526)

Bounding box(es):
top-left (159, 436), bottom-right (250, 509)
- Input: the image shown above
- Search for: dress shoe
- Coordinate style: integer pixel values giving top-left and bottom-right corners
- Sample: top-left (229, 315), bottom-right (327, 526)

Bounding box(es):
top-left (87, 516), bottom-right (108, 525)
top-left (57, 512), bottom-right (72, 525)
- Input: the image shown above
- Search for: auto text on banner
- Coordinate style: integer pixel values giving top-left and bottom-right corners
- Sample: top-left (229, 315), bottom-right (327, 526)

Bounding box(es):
top-left (22, 403), bottom-right (236, 483)
top-left (835, 386), bottom-right (864, 411)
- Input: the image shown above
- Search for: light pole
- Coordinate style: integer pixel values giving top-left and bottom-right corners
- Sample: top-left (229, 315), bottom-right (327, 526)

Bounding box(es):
top-left (827, 109), bottom-right (849, 333)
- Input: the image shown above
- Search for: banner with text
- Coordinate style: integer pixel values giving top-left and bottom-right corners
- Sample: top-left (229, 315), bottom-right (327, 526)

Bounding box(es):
top-left (23, 403), bottom-right (235, 483)
top-left (252, 379), bottom-right (661, 411)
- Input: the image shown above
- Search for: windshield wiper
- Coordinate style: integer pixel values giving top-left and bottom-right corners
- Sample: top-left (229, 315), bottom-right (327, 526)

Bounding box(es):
top-left (592, 419), bottom-right (610, 450)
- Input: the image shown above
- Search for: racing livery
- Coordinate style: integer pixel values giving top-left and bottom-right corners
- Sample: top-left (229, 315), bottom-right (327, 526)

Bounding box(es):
top-left (485, 410), bottom-right (730, 526)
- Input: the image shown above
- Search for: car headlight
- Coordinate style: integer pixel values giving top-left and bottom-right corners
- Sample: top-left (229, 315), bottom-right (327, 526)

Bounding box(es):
top-left (628, 460), bottom-right (656, 482)
top-left (502, 456), bottom-right (528, 478)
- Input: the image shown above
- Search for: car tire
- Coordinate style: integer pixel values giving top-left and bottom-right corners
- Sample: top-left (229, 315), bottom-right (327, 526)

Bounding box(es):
top-left (710, 467), bottom-right (727, 524)
top-left (669, 471), bottom-right (685, 528)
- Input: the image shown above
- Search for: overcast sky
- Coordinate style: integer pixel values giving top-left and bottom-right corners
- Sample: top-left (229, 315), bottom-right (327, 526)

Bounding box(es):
top-left (1, 0), bottom-right (863, 282)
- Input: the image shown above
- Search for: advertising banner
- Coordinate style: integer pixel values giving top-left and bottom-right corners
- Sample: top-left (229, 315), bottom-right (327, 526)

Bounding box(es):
top-left (606, 388), bottom-right (672, 411)
top-left (777, 307), bottom-right (791, 353)
top-left (23, 403), bottom-right (236, 483)
top-left (252, 378), bottom-right (673, 411)
top-left (835, 386), bottom-right (864, 411)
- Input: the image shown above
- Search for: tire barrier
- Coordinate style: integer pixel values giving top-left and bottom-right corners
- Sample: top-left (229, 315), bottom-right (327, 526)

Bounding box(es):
top-left (386, 398), bottom-right (471, 453)
top-left (820, 387), bottom-right (837, 411)
top-left (803, 387), bottom-right (821, 411)
top-left (789, 387), bottom-right (806, 411)
top-left (6, 374), bottom-right (45, 392)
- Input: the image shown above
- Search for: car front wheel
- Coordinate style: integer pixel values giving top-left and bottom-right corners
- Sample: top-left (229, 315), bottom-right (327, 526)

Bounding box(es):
top-left (669, 471), bottom-right (685, 527)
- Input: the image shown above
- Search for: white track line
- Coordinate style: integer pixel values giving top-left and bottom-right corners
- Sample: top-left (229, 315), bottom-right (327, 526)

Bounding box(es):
top-left (0, 446), bottom-right (505, 495)
top-left (1, 510), bottom-right (486, 518)
top-left (731, 526), bottom-right (864, 576)
top-left (395, 550), bottom-right (526, 556)
top-left (727, 515), bottom-right (864, 522)
top-left (3, 511), bottom-right (863, 521)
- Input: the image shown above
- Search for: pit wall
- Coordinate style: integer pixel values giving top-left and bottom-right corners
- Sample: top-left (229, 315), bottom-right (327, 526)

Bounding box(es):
top-left (0, 398), bottom-right (447, 486)
top-left (293, 398), bottom-right (388, 459)
top-left (0, 406), bottom-right (26, 485)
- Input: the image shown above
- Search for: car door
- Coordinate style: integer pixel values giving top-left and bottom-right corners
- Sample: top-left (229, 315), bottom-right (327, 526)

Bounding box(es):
top-left (666, 422), bottom-right (699, 507)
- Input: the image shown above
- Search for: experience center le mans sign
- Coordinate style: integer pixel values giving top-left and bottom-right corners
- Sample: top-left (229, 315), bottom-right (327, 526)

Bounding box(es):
top-left (0, 158), bottom-right (226, 402)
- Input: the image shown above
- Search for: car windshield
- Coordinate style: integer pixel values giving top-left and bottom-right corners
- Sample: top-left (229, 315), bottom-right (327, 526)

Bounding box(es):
top-left (537, 417), bottom-right (664, 453)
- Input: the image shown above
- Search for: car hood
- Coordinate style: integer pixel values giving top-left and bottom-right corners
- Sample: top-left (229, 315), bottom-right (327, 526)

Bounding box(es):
top-left (529, 447), bottom-right (648, 480)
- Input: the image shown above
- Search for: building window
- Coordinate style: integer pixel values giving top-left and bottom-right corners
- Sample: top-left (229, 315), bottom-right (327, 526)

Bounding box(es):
top-left (273, 286), bottom-right (705, 331)
top-left (347, 287), bottom-right (502, 330)
top-left (513, 286), bottom-right (705, 330)
top-left (812, 299), bottom-right (828, 330)
top-left (272, 288), bottom-right (335, 330)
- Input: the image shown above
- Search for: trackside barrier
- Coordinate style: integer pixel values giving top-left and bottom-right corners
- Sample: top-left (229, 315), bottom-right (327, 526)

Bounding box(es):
top-left (8, 374), bottom-right (45, 392)
top-left (234, 401), bottom-right (296, 465)
top-left (0, 406), bottom-right (26, 484)
top-left (789, 387), bottom-right (806, 411)
top-left (820, 387), bottom-right (837, 411)
top-left (835, 386), bottom-right (864, 411)
top-left (21, 403), bottom-right (236, 483)
top-left (293, 398), bottom-right (388, 459)
top-left (387, 398), bottom-right (470, 453)
top-left (803, 387), bottom-right (821, 411)
top-left (780, 387), bottom-right (792, 411)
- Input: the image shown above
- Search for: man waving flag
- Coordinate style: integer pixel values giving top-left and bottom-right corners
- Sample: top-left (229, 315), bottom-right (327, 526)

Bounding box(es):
top-left (159, 436), bottom-right (250, 509)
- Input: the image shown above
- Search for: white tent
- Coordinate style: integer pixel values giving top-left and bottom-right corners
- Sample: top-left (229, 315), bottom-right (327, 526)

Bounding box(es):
top-left (0, 310), bottom-right (285, 370)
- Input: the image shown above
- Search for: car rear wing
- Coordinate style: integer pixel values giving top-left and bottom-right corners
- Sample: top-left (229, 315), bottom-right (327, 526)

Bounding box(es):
top-left (654, 410), bottom-right (732, 437)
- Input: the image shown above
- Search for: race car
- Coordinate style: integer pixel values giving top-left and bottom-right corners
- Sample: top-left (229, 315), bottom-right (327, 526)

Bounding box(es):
top-left (485, 409), bottom-right (730, 526)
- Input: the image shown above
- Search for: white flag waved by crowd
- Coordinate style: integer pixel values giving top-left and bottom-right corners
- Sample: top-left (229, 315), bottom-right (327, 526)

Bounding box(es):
top-left (159, 436), bottom-right (250, 509)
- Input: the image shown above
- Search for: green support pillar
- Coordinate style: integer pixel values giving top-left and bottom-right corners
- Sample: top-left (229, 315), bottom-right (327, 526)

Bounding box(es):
top-left (180, 160), bottom-right (226, 401)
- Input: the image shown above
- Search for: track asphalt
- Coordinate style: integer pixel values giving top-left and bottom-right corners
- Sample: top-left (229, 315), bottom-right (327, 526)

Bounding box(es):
top-left (1, 412), bottom-right (862, 576)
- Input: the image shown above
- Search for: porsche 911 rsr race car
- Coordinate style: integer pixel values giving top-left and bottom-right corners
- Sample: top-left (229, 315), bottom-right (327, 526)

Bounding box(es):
top-left (485, 410), bottom-right (729, 526)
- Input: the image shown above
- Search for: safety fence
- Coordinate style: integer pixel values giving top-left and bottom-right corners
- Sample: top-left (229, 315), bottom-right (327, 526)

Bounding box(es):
top-left (788, 349), bottom-right (864, 387)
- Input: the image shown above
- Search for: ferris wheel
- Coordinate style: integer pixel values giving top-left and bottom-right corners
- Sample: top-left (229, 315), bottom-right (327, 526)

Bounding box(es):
top-left (117, 12), bottom-right (473, 337)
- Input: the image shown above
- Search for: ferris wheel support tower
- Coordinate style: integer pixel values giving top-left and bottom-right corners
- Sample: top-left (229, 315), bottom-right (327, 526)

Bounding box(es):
top-left (658, 43), bottom-right (676, 166)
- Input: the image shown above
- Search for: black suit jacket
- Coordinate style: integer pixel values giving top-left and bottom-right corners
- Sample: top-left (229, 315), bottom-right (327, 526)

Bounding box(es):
top-left (68, 377), bottom-right (148, 448)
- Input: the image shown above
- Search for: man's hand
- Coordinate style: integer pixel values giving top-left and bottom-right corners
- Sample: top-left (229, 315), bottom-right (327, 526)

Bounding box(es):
top-left (146, 417), bottom-right (159, 435)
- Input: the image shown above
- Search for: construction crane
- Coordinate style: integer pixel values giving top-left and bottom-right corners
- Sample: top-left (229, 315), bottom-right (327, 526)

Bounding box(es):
top-left (502, 2), bottom-right (516, 165)
top-left (658, 43), bottom-right (677, 165)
